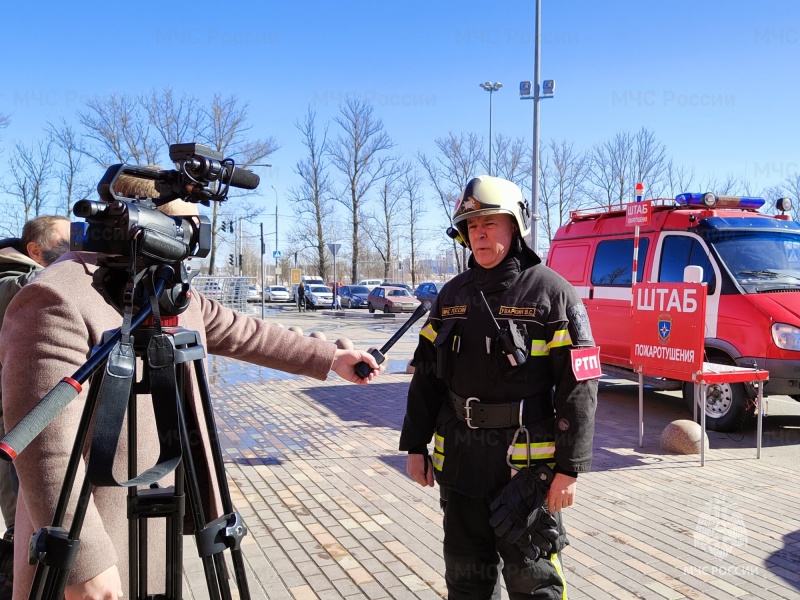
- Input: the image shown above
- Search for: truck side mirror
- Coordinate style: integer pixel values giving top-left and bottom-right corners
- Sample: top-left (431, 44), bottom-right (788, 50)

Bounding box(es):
top-left (684, 265), bottom-right (703, 283)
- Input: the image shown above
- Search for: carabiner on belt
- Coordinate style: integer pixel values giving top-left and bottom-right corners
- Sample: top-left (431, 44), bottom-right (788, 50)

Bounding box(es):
top-left (506, 400), bottom-right (530, 471)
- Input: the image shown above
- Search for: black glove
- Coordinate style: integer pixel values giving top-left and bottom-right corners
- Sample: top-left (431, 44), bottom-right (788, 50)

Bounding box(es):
top-left (489, 465), bottom-right (559, 560)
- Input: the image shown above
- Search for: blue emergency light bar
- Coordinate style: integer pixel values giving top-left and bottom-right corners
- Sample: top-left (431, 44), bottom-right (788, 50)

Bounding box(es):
top-left (675, 192), bottom-right (765, 210)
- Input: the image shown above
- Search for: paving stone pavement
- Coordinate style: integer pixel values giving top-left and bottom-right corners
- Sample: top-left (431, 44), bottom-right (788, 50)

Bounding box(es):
top-left (178, 310), bottom-right (800, 600)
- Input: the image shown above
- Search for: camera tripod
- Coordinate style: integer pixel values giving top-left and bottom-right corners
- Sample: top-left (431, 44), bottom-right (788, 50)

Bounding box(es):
top-left (1, 281), bottom-right (251, 600)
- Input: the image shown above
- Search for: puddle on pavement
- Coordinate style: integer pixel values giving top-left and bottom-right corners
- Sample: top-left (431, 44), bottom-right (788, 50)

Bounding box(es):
top-left (206, 354), bottom-right (303, 385)
top-left (206, 355), bottom-right (412, 386)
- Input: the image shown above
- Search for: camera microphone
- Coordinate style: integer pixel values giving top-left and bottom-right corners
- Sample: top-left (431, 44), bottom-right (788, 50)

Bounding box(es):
top-left (226, 166), bottom-right (260, 190)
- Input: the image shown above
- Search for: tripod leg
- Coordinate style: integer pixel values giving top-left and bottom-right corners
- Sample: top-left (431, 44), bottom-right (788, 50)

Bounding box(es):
top-left (174, 397), bottom-right (229, 600)
top-left (192, 360), bottom-right (251, 599)
top-left (28, 377), bottom-right (105, 600)
top-left (32, 475), bottom-right (95, 600)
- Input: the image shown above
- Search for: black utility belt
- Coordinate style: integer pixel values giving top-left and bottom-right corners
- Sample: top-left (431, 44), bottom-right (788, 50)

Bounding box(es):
top-left (449, 390), bottom-right (553, 429)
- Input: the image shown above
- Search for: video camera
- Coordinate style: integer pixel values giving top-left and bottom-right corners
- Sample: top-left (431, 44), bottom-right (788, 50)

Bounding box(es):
top-left (71, 143), bottom-right (260, 263)
top-left (69, 143), bottom-right (260, 315)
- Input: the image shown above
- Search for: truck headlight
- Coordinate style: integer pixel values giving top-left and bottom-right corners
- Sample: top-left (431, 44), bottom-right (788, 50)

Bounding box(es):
top-left (771, 323), bottom-right (800, 351)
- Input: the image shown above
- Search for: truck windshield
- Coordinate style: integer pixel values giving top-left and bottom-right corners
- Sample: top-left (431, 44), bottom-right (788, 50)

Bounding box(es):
top-left (710, 231), bottom-right (800, 292)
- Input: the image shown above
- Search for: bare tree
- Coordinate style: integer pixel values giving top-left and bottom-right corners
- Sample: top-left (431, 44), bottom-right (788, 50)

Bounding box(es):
top-left (78, 93), bottom-right (160, 167)
top-left (0, 114), bottom-right (8, 130)
top-left (418, 132), bottom-right (483, 271)
top-left (631, 128), bottom-right (668, 198)
top-left (5, 139), bottom-right (55, 222)
top-left (402, 165), bottom-right (425, 288)
top-left (586, 128), bottom-right (668, 209)
top-left (586, 131), bottom-right (633, 209)
top-left (538, 139), bottom-right (588, 244)
top-left (328, 96), bottom-right (395, 283)
top-left (489, 134), bottom-right (530, 188)
top-left (142, 88), bottom-right (204, 148)
top-left (289, 107), bottom-right (334, 280)
top-left (663, 160), bottom-right (696, 199)
top-left (200, 93), bottom-right (279, 274)
top-left (364, 158), bottom-right (405, 281)
top-left (699, 173), bottom-right (740, 196)
top-left (47, 118), bottom-right (92, 215)
top-left (589, 133), bottom-right (633, 210)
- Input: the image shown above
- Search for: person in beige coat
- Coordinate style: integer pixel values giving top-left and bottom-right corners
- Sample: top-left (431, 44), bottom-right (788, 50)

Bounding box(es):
top-left (0, 244), bottom-right (378, 600)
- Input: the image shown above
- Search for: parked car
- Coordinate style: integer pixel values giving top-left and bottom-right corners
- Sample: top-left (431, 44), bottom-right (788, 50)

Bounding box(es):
top-left (266, 285), bottom-right (291, 302)
top-left (382, 282), bottom-right (414, 294)
top-left (338, 285), bottom-right (371, 309)
top-left (358, 278), bottom-right (383, 290)
top-left (367, 285), bottom-right (421, 313)
top-left (305, 284), bottom-right (334, 308)
top-left (415, 282), bottom-right (444, 304)
top-left (247, 285), bottom-right (261, 302)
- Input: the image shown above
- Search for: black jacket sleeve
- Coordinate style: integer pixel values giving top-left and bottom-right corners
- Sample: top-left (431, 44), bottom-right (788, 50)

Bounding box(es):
top-left (398, 316), bottom-right (447, 452)
top-left (546, 287), bottom-right (598, 473)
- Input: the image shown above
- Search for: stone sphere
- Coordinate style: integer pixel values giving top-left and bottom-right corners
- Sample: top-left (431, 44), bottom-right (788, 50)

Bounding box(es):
top-left (309, 331), bottom-right (327, 341)
top-left (287, 326), bottom-right (303, 336)
top-left (335, 338), bottom-right (354, 350)
top-left (660, 420), bottom-right (710, 455)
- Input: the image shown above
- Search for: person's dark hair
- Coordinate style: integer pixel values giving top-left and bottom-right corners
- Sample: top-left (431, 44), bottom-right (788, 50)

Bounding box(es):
top-left (21, 215), bottom-right (70, 250)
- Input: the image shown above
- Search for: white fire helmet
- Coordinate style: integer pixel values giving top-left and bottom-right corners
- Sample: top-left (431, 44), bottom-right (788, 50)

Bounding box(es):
top-left (452, 176), bottom-right (531, 249)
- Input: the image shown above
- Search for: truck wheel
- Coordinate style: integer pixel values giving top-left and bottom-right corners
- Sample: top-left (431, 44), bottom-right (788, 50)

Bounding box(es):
top-left (683, 380), bottom-right (750, 432)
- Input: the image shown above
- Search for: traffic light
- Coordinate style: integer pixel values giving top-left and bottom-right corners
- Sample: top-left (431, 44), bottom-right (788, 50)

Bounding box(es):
top-left (229, 221), bottom-right (234, 233)
top-left (229, 253), bottom-right (234, 266)
top-left (398, 260), bottom-right (403, 271)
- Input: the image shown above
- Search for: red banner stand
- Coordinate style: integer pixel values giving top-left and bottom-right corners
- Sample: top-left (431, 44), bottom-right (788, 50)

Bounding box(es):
top-left (630, 282), bottom-right (769, 465)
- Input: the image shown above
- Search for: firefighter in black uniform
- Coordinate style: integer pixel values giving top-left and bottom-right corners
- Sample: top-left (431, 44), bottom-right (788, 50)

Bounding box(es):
top-left (399, 176), bottom-right (599, 599)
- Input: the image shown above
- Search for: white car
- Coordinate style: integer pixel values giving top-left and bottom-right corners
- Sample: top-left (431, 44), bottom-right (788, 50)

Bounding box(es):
top-left (358, 278), bottom-right (383, 291)
top-left (266, 285), bottom-right (291, 302)
top-left (306, 284), bottom-right (333, 307)
top-left (247, 286), bottom-right (261, 303)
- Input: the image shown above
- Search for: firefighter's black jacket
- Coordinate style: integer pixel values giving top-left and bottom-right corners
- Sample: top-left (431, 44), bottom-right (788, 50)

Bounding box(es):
top-left (399, 241), bottom-right (598, 498)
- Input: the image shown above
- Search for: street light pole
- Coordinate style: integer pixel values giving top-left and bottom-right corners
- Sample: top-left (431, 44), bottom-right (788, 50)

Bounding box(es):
top-left (531, 0), bottom-right (542, 254)
top-left (260, 222), bottom-right (265, 319)
top-left (479, 81), bottom-right (503, 176)
top-left (271, 185), bottom-right (279, 285)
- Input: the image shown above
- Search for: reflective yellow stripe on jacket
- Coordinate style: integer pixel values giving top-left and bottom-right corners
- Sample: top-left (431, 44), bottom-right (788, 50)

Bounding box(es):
top-left (549, 329), bottom-right (572, 349)
top-left (531, 328), bottom-right (571, 356)
top-left (432, 433), bottom-right (445, 471)
top-left (530, 340), bottom-right (548, 356)
top-left (508, 441), bottom-right (556, 469)
top-left (421, 323), bottom-right (437, 343)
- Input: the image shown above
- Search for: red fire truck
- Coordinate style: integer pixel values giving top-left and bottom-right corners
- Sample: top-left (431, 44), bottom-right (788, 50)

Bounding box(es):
top-left (547, 193), bottom-right (799, 431)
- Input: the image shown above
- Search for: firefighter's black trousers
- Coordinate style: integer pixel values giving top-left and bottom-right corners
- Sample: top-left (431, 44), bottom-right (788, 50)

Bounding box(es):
top-left (442, 490), bottom-right (568, 600)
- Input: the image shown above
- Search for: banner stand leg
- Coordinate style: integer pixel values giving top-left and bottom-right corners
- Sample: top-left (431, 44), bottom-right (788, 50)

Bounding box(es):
top-left (700, 382), bottom-right (707, 467)
top-left (757, 382), bottom-right (763, 459)
top-left (638, 372), bottom-right (644, 448)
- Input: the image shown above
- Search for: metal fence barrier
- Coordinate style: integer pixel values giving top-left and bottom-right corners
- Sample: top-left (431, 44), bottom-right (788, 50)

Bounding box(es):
top-left (193, 276), bottom-right (254, 313)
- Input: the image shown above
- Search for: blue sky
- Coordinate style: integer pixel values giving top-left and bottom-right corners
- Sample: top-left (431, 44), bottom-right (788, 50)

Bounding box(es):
top-left (2, 1), bottom-right (799, 256)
